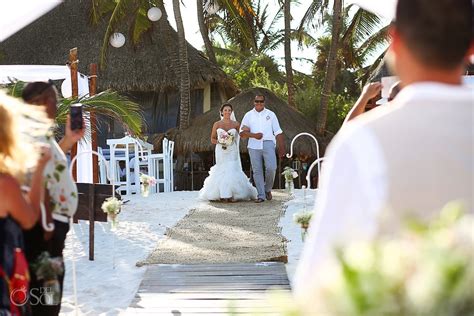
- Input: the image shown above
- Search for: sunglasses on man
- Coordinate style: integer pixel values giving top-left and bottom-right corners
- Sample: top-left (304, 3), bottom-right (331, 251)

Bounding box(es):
top-left (254, 100), bottom-right (264, 103)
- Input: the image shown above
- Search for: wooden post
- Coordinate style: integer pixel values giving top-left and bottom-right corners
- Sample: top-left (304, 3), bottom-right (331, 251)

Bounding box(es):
top-left (88, 184), bottom-right (95, 261)
top-left (190, 151), bottom-right (194, 190)
top-left (69, 47), bottom-right (79, 181)
top-left (89, 63), bottom-right (99, 183)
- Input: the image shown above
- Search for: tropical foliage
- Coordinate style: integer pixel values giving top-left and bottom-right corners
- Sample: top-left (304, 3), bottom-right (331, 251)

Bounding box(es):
top-left (90, 0), bottom-right (162, 68)
top-left (298, 1), bottom-right (389, 134)
top-left (3, 81), bottom-right (145, 136)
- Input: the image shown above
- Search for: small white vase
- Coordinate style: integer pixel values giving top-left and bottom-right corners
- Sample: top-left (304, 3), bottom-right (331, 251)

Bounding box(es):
top-left (285, 180), bottom-right (294, 194)
top-left (141, 184), bottom-right (150, 197)
top-left (107, 212), bottom-right (118, 229)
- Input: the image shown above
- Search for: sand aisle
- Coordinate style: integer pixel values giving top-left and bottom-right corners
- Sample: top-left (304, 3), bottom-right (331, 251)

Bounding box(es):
top-left (138, 191), bottom-right (289, 265)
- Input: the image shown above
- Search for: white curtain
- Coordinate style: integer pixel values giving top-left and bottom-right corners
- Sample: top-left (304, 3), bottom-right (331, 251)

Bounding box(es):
top-left (0, 1), bottom-right (63, 42)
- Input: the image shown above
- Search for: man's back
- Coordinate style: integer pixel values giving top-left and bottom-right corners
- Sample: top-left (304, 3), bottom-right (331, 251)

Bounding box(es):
top-left (294, 82), bottom-right (473, 294)
top-left (360, 82), bottom-right (473, 231)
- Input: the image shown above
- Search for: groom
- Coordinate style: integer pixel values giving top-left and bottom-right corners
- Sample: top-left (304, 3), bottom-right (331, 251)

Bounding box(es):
top-left (240, 94), bottom-right (285, 203)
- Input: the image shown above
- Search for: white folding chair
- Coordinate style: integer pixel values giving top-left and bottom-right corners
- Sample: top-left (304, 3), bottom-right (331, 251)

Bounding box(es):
top-left (97, 147), bottom-right (108, 184)
top-left (148, 138), bottom-right (169, 193)
top-left (167, 140), bottom-right (175, 192)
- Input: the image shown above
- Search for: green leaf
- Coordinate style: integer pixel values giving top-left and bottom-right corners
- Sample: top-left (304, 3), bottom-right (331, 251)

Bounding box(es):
top-left (56, 164), bottom-right (66, 173)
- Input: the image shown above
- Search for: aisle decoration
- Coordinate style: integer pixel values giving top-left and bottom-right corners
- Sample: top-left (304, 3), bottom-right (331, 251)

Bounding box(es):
top-left (293, 211), bottom-right (313, 241)
top-left (282, 166), bottom-right (298, 193)
top-left (140, 173), bottom-right (157, 197)
top-left (101, 196), bottom-right (122, 228)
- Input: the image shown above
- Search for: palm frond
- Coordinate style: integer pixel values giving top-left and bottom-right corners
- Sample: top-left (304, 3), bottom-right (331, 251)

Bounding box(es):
top-left (89, 0), bottom-right (116, 25)
top-left (356, 25), bottom-right (389, 60)
top-left (219, 0), bottom-right (257, 51)
top-left (57, 90), bottom-right (145, 136)
top-left (130, 5), bottom-right (153, 45)
top-left (297, 0), bottom-right (329, 32)
top-left (358, 49), bottom-right (387, 85)
top-left (295, 29), bottom-right (318, 48)
top-left (99, 0), bottom-right (134, 68)
top-left (2, 80), bottom-right (145, 137)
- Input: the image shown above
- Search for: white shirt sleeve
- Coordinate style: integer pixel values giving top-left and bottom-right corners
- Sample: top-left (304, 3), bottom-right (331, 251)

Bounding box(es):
top-left (240, 112), bottom-right (250, 133)
top-left (271, 112), bottom-right (283, 136)
top-left (293, 123), bottom-right (387, 295)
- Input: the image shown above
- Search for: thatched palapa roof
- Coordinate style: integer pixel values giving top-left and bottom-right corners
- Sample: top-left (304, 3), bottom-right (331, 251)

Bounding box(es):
top-left (0, 0), bottom-right (237, 95)
top-left (166, 88), bottom-right (323, 157)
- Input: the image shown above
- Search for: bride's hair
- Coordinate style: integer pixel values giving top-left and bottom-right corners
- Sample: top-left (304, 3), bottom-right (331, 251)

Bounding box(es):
top-left (220, 103), bottom-right (233, 115)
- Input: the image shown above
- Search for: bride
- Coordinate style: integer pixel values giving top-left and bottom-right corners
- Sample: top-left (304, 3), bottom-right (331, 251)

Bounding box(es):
top-left (199, 103), bottom-right (257, 202)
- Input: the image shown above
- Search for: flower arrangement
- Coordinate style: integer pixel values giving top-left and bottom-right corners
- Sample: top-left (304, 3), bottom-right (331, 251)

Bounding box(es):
top-left (101, 196), bottom-right (122, 228)
top-left (253, 202), bottom-right (474, 316)
top-left (293, 211), bottom-right (313, 241)
top-left (140, 173), bottom-right (157, 197)
top-left (218, 130), bottom-right (234, 150)
top-left (293, 211), bottom-right (313, 228)
top-left (282, 166), bottom-right (298, 193)
top-left (31, 252), bottom-right (64, 305)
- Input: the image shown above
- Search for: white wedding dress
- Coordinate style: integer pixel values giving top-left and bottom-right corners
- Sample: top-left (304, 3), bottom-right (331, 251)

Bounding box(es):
top-left (199, 128), bottom-right (257, 201)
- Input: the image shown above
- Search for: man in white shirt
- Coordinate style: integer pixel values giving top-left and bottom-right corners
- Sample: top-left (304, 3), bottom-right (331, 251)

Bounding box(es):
top-left (240, 94), bottom-right (285, 203)
top-left (294, 0), bottom-right (473, 297)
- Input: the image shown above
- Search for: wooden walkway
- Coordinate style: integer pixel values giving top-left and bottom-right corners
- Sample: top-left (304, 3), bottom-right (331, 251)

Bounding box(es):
top-left (125, 262), bottom-right (291, 315)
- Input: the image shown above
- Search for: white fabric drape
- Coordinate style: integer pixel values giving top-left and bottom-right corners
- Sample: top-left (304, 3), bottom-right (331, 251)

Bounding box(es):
top-left (0, 1), bottom-right (63, 42)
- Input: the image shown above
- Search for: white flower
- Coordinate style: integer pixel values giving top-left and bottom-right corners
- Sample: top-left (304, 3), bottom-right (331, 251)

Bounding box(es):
top-left (218, 130), bottom-right (234, 147)
top-left (101, 197), bottom-right (122, 214)
top-left (343, 241), bottom-right (376, 272)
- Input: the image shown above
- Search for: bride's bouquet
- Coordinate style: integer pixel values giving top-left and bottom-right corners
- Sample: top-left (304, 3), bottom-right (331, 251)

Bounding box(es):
top-left (218, 130), bottom-right (234, 150)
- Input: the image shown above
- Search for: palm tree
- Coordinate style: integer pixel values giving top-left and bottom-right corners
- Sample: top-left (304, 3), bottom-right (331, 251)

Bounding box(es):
top-left (298, 1), bottom-right (389, 134)
top-left (316, 0), bottom-right (343, 135)
top-left (197, 0), bottom-right (217, 64)
top-left (173, 0), bottom-right (191, 130)
top-left (283, 0), bottom-right (296, 108)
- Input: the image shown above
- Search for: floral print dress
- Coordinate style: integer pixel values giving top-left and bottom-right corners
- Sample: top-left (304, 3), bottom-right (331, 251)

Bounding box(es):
top-left (43, 136), bottom-right (78, 218)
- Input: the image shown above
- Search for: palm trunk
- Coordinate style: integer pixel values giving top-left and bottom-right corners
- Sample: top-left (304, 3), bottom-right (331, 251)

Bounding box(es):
top-left (284, 0), bottom-right (296, 109)
top-left (316, 0), bottom-right (343, 135)
top-left (173, 0), bottom-right (191, 130)
top-left (197, 0), bottom-right (217, 64)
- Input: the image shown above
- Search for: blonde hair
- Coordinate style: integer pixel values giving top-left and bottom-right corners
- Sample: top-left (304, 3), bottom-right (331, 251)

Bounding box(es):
top-left (0, 91), bottom-right (51, 180)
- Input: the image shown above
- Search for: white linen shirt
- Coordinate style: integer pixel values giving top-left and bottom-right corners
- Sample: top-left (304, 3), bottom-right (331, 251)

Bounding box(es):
top-left (293, 82), bottom-right (474, 297)
top-left (240, 108), bottom-right (283, 150)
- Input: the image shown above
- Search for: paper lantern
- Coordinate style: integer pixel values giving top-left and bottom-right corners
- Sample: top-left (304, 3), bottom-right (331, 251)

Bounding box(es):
top-left (109, 32), bottom-right (125, 48)
top-left (147, 7), bottom-right (162, 21)
top-left (61, 75), bottom-right (89, 98)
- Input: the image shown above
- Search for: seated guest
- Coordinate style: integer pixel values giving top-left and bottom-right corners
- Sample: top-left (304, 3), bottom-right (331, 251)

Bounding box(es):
top-left (295, 0), bottom-right (473, 299)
